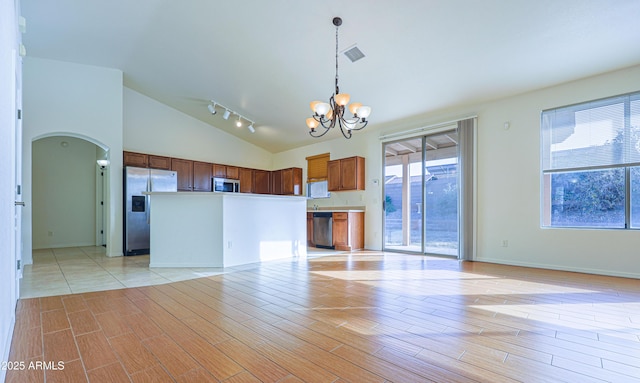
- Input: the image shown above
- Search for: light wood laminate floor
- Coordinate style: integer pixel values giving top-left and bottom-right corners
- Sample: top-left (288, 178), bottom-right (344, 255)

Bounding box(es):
top-left (7, 250), bottom-right (640, 382)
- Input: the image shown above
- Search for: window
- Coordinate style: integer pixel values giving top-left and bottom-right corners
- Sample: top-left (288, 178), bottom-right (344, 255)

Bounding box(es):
top-left (541, 91), bottom-right (640, 228)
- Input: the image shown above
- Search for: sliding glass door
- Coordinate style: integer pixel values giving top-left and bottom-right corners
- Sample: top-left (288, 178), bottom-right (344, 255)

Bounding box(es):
top-left (383, 129), bottom-right (460, 257)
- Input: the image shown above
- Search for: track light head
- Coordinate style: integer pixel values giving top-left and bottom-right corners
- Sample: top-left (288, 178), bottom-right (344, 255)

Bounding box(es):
top-left (222, 109), bottom-right (231, 120)
top-left (207, 104), bottom-right (216, 115)
top-left (236, 117), bottom-right (242, 128)
top-left (248, 124), bottom-right (255, 133)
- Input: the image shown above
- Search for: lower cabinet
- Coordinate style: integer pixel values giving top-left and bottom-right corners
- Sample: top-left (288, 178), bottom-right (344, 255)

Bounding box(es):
top-left (307, 212), bottom-right (314, 247)
top-left (332, 212), bottom-right (364, 251)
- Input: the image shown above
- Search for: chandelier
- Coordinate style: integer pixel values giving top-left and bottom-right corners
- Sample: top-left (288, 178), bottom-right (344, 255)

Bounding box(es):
top-left (306, 17), bottom-right (371, 139)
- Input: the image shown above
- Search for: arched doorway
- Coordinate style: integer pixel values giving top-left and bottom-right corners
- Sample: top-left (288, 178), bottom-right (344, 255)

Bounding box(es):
top-left (31, 134), bottom-right (109, 250)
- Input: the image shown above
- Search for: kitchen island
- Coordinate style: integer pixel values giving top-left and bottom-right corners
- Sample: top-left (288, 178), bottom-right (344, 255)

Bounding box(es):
top-left (145, 192), bottom-right (307, 267)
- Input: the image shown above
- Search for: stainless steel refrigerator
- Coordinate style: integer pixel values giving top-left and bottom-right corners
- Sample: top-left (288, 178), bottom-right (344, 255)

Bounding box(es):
top-left (123, 166), bottom-right (177, 255)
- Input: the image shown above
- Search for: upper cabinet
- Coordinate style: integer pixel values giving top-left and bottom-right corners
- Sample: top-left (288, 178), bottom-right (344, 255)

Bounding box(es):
top-left (123, 151), bottom-right (148, 168)
top-left (171, 158), bottom-right (194, 191)
top-left (328, 156), bottom-right (365, 191)
top-left (148, 155), bottom-right (171, 170)
top-left (281, 167), bottom-right (302, 195)
top-left (124, 151), bottom-right (171, 170)
top-left (213, 164), bottom-right (239, 180)
top-left (239, 168), bottom-right (254, 193)
top-left (254, 170), bottom-right (271, 194)
top-left (193, 161), bottom-right (212, 192)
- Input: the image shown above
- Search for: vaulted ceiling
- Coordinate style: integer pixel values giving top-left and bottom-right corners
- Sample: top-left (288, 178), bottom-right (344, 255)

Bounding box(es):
top-left (20, 0), bottom-right (640, 153)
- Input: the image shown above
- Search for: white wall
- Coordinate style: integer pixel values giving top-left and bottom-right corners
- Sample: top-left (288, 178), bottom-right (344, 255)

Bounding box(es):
top-left (32, 136), bottom-right (97, 248)
top-left (0, 0), bottom-right (20, 379)
top-left (124, 88), bottom-right (273, 169)
top-left (473, 65), bottom-right (640, 278)
top-left (23, 57), bottom-right (124, 259)
top-left (275, 64), bottom-right (640, 278)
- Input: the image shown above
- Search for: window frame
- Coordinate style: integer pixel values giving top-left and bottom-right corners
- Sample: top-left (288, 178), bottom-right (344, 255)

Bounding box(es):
top-left (541, 91), bottom-right (640, 230)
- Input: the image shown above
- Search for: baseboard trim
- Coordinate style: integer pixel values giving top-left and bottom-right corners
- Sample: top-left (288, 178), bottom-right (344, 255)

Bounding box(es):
top-left (475, 257), bottom-right (640, 279)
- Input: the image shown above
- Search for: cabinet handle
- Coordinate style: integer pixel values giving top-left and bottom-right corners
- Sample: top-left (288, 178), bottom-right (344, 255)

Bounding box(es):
top-left (15, 201), bottom-right (25, 207)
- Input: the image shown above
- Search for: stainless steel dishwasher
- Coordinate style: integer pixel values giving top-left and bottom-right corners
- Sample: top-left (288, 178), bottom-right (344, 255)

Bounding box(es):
top-left (312, 212), bottom-right (334, 249)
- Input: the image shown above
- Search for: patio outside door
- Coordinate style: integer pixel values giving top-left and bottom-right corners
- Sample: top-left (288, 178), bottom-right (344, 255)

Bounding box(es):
top-left (383, 130), bottom-right (459, 257)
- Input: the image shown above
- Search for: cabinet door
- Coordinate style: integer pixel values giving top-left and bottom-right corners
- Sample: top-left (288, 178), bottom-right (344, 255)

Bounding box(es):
top-left (332, 212), bottom-right (349, 249)
top-left (123, 151), bottom-right (148, 168)
top-left (271, 169), bottom-right (283, 195)
top-left (226, 166), bottom-right (239, 180)
top-left (148, 155), bottom-right (171, 170)
top-left (327, 160), bottom-right (341, 191)
top-left (280, 167), bottom-right (303, 195)
top-left (239, 168), bottom-right (254, 193)
top-left (212, 164), bottom-right (227, 178)
top-left (254, 170), bottom-right (271, 194)
top-left (193, 161), bottom-right (212, 191)
top-left (171, 158), bottom-right (193, 191)
top-left (340, 157), bottom-right (358, 190)
top-left (307, 212), bottom-right (314, 246)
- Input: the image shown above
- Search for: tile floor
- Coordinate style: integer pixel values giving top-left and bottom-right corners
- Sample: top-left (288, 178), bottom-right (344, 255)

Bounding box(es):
top-left (21, 246), bottom-right (342, 298)
top-left (20, 247), bottom-right (229, 298)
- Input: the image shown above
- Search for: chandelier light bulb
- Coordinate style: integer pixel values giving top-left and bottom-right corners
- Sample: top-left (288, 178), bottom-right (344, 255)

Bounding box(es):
top-left (310, 101), bottom-right (321, 112)
top-left (356, 106), bottom-right (371, 119)
top-left (306, 118), bottom-right (319, 129)
top-left (348, 102), bottom-right (362, 115)
top-left (314, 102), bottom-right (331, 116)
top-left (335, 93), bottom-right (350, 106)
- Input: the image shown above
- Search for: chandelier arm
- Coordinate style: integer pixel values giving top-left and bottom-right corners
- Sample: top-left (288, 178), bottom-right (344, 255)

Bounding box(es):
top-left (339, 124), bottom-right (353, 139)
top-left (309, 125), bottom-right (333, 138)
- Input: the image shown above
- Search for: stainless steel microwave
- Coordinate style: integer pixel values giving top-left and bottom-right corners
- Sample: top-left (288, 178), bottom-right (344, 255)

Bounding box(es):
top-left (212, 177), bottom-right (240, 193)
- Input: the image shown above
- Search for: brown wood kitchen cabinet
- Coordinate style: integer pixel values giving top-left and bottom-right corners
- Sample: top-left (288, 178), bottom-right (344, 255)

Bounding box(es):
top-left (171, 158), bottom-right (194, 191)
top-left (123, 151), bottom-right (148, 167)
top-left (307, 212), bottom-right (314, 247)
top-left (271, 169), bottom-right (283, 195)
top-left (213, 164), bottom-right (239, 180)
top-left (239, 168), bottom-right (254, 193)
top-left (281, 167), bottom-right (302, 195)
top-left (327, 156), bottom-right (365, 191)
top-left (332, 211), bottom-right (364, 251)
top-left (148, 155), bottom-right (171, 170)
top-left (193, 161), bottom-right (212, 191)
top-left (254, 169), bottom-right (271, 194)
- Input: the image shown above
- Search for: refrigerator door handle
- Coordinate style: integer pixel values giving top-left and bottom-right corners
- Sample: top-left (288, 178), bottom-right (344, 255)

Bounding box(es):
top-left (146, 174), bottom-right (152, 224)
top-left (146, 195), bottom-right (151, 224)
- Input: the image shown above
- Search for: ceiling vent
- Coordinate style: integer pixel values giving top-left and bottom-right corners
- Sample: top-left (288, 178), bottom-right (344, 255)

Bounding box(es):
top-left (342, 44), bottom-right (365, 63)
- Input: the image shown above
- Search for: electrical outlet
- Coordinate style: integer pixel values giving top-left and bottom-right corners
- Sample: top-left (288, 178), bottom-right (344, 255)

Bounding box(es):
top-left (48, 231), bottom-right (53, 237)
top-left (228, 241), bottom-right (232, 249)
top-left (502, 240), bottom-right (509, 247)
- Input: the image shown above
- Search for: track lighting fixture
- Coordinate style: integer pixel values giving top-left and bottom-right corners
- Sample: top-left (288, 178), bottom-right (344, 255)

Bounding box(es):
top-left (206, 99), bottom-right (257, 133)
